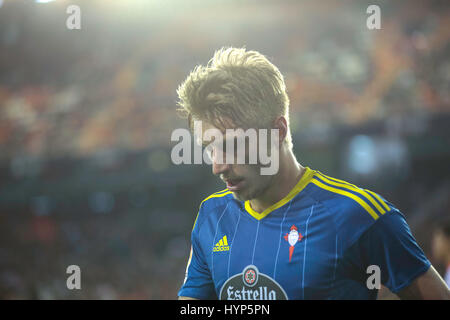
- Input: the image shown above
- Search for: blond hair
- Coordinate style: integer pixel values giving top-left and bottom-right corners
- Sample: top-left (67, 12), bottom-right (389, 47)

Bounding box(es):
top-left (176, 47), bottom-right (292, 150)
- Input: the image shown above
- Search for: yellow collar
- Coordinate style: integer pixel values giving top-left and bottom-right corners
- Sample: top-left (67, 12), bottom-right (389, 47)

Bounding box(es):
top-left (244, 167), bottom-right (315, 220)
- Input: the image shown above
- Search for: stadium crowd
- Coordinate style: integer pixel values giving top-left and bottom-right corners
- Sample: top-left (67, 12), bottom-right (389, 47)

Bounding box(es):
top-left (0, 0), bottom-right (449, 299)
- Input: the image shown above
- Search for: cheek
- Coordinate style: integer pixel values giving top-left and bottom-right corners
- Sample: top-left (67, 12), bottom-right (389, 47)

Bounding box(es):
top-left (247, 168), bottom-right (264, 183)
top-left (247, 170), bottom-right (272, 187)
top-left (232, 164), bottom-right (256, 177)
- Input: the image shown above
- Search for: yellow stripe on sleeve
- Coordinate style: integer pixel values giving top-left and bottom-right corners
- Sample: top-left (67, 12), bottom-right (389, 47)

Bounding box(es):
top-left (315, 172), bottom-right (386, 215)
top-left (200, 190), bottom-right (232, 206)
top-left (311, 178), bottom-right (379, 220)
top-left (364, 189), bottom-right (391, 212)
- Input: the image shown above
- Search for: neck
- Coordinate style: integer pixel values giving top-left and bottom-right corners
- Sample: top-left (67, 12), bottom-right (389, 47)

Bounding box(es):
top-left (249, 146), bottom-right (304, 213)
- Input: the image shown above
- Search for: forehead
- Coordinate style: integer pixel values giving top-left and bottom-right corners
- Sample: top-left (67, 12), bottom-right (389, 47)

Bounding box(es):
top-left (194, 120), bottom-right (247, 145)
top-left (200, 121), bottom-right (224, 133)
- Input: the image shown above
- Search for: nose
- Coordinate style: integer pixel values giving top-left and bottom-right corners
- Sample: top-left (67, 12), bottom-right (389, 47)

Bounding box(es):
top-left (211, 147), bottom-right (231, 176)
top-left (212, 159), bottom-right (231, 176)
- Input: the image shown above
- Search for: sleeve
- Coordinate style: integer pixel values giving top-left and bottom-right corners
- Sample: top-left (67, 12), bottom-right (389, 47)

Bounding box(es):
top-left (177, 207), bottom-right (216, 299)
top-left (341, 208), bottom-right (431, 294)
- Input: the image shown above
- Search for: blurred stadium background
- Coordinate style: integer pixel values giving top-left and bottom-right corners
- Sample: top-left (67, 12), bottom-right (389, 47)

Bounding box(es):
top-left (0, 0), bottom-right (449, 299)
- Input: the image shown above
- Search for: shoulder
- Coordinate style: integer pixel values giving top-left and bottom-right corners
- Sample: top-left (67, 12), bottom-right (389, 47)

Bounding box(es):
top-left (199, 188), bottom-right (234, 211)
top-left (306, 170), bottom-right (396, 248)
top-left (306, 170), bottom-right (393, 220)
top-left (191, 189), bottom-right (235, 232)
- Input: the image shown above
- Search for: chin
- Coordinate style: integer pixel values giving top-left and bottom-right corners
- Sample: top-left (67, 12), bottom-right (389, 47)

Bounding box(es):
top-left (230, 191), bottom-right (244, 201)
top-left (230, 190), bottom-right (250, 202)
top-left (232, 187), bottom-right (263, 202)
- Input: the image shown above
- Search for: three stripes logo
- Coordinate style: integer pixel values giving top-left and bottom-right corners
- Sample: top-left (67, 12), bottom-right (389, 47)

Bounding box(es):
top-left (310, 171), bottom-right (391, 221)
top-left (213, 235), bottom-right (230, 252)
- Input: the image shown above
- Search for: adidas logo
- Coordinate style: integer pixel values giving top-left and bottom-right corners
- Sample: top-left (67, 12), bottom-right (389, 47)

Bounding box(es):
top-left (213, 235), bottom-right (230, 252)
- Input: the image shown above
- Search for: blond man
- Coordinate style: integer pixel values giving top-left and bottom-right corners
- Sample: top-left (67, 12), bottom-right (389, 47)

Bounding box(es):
top-left (176, 47), bottom-right (449, 300)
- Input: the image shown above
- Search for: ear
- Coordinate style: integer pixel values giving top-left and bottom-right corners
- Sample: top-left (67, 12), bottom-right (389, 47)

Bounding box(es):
top-left (273, 116), bottom-right (288, 145)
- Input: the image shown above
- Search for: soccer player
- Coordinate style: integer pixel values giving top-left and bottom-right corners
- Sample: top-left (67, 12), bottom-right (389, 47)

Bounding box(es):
top-left (176, 47), bottom-right (450, 299)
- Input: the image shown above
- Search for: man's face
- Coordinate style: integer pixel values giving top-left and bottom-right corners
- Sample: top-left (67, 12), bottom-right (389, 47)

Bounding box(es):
top-left (197, 121), bottom-right (276, 202)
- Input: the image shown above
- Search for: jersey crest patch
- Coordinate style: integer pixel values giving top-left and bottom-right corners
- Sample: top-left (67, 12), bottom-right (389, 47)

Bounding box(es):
top-left (283, 225), bottom-right (304, 262)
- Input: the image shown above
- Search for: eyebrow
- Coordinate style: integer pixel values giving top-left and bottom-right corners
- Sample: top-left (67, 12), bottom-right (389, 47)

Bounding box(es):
top-left (201, 136), bottom-right (237, 148)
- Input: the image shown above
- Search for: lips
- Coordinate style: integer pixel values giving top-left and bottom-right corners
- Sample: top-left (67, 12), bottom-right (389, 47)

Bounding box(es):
top-left (225, 178), bottom-right (245, 191)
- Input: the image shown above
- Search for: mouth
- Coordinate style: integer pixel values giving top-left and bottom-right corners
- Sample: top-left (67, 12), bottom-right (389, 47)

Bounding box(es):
top-left (224, 178), bottom-right (245, 192)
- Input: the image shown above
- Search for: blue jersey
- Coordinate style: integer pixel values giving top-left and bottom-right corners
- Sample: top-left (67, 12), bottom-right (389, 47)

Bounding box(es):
top-left (178, 167), bottom-right (431, 300)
